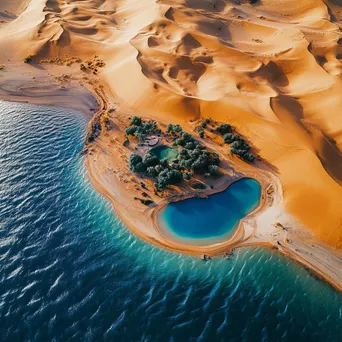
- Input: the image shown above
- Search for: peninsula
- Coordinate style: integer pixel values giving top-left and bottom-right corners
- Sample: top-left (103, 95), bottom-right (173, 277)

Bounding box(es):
top-left (0, 0), bottom-right (341, 291)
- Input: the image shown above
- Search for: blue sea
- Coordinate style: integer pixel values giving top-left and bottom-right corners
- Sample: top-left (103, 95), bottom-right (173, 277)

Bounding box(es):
top-left (159, 178), bottom-right (261, 245)
top-left (0, 101), bottom-right (341, 341)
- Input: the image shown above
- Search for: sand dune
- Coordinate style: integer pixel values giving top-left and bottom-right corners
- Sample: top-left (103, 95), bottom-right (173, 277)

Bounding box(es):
top-left (0, 0), bottom-right (342, 252)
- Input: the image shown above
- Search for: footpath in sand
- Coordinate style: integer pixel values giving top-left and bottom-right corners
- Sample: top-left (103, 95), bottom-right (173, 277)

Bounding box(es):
top-left (0, 0), bottom-right (341, 290)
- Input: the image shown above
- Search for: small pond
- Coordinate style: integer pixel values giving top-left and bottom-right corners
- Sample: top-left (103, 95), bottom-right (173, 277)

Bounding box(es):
top-left (158, 178), bottom-right (261, 246)
top-left (149, 145), bottom-right (179, 163)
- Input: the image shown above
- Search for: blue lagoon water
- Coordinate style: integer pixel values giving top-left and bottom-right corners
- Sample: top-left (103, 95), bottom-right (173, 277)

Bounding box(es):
top-left (0, 101), bottom-right (342, 341)
top-left (159, 178), bottom-right (261, 244)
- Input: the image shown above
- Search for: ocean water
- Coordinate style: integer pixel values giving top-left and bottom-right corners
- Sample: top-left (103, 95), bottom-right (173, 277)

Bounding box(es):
top-left (0, 101), bottom-right (341, 342)
top-left (159, 178), bottom-right (261, 245)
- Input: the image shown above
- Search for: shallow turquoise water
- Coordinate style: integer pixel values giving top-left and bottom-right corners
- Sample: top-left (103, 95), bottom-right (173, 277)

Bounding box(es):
top-left (159, 178), bottom-right (261, 244)
top-left (150, 145), bottom-right (178, 162)
top-left (0, 101), bottom-right (341, 341)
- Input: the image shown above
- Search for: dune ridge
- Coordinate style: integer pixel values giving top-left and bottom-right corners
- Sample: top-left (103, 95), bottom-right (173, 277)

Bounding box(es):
top-left (0, 0), bottom-right (342, 280)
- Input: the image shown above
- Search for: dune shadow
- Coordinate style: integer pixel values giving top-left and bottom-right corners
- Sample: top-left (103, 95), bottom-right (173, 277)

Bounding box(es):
top-left (185, 0), bottom-right (227, 12)
top-left (271, 95), bottom-right (342, 185)
top-left (251, 61), bottom-right (289, 88)
top-left (197, 18), bottom-right (231, 41)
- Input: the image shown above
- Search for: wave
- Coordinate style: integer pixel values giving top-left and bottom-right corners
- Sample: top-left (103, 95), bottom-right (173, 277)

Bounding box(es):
top-left (0, 101), bottom-right (341, 341)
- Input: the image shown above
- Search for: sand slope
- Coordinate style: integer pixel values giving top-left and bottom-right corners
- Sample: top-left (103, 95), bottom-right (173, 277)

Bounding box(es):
top-left (0, 0), bottom-right (342, 249)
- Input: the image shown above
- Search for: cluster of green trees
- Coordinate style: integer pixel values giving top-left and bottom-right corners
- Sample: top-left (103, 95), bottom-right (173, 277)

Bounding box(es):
top-left (194, 118), bottom-right (212, 138)
top-left (168, 124), bottom-right (220, 176)
top-left (176, 146), bottom-right (219, 177)
top-left (129, 153), bottom-right (183, 191)
top-left (215, 123), bottom-right (256, 163)
top-left (166, 123), bottom-right (183, 135)
top-left (129, 122), bottom-right (222, 191)
top-left (125, 116), bottom-right (161, 141)
top-left (129, 154), bottom-right (146, 173)
top-left (200, 118), bottom-right (212, 129)
top-left (230, 139), bottom-right (255, 162)
top-left (216, 124), bottom-right (232, 135)
top-left (222, 132), bottom-right (255, 162)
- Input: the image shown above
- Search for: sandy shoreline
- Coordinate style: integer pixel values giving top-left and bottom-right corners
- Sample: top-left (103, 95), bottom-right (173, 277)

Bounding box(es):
top-left (83, 100), bottom-right (342, 291)
top-left (0, 0), bottom-right (342, 292)
top-left (86, 144), bottom-right (342, 292)
top-left (1, 64), bottom-right (341, 292)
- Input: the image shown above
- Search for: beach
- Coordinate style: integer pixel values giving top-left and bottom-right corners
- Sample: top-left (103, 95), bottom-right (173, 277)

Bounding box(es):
top-left (0, 0), bottom-right (342, 292)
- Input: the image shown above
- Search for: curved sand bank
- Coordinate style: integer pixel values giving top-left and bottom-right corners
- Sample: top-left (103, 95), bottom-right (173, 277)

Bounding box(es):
top-left (85, 126), bottom-right (342, 291)
top-left (0, 0), bottom-right (342, 290)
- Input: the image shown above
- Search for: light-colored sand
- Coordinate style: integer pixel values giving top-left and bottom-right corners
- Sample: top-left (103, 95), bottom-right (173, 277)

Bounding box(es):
top-left (0, 0), bottom-right (342, 290)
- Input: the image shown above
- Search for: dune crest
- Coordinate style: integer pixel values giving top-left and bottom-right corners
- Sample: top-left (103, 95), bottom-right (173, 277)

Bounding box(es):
top-left (0, 0), bottom-right (342, 253)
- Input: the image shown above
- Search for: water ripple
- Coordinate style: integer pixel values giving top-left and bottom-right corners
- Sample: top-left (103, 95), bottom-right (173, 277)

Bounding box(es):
top-left (0, 101), bottom-right (341, 341)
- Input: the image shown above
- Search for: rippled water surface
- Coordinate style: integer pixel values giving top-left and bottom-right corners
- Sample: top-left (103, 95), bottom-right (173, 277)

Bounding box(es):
top-left (0, 101), bottom-right (341, 341)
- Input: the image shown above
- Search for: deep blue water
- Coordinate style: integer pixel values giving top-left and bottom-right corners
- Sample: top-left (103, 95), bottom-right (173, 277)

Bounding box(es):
top-left (159, 178), bottom-right (261, 244)
top-left (0, 101), bottom-right (342, 342)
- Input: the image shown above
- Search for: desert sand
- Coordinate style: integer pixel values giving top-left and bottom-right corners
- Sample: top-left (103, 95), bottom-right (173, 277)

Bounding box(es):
top-left (0, 0), bottom-right (342, 290)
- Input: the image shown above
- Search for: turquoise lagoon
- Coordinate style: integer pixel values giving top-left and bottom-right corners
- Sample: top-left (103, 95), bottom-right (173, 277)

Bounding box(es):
top-left (159, 178), bottom-right (261, 245)
top-left (0, 101), bottom-right (341, 341)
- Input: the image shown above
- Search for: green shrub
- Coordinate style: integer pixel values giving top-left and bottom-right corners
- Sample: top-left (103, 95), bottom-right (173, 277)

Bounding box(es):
top-left (129, 154), bottom-right (146, 172)
top-left (216, 124), bottom-right (231, 135)
top-left (191, 182), bottom-right (206, 190)
top-left (143, 153), bottom-right (160, 167)
top-left (223, 133), bottom-right (237, 144)
top-left (24, 55), bottom-right (34, 63)
top-left (183, 172), bottom-right (192, 180)
top-left (146, 166), bottom-right (158, 178)
top-left (130, 116), bottom-right (142, 126)
top-left (125, 126), bottom-right (137, 136)
top-left (208, 165), bottom-right (219, 176)
top-left (166, 123), bottom-right (174, 133)
top-left (185, 142), bottom-right (196, 150)
top-left (242, 153), bottom-right (255, 162)
top-left (155, 169), bottom-right (183, 191)
top-left (140, 199), bottom-right (154, 206)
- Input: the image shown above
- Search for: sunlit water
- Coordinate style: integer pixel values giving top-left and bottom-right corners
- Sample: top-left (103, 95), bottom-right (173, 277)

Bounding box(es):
top-left (159, 178), bottom-right (261, 245)
top-left (0, 101), bottom-right (341, 341)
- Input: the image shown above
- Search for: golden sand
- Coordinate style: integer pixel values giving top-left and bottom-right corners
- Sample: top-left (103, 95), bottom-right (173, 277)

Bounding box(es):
top-left (0, 0), bottom-right (341, 290)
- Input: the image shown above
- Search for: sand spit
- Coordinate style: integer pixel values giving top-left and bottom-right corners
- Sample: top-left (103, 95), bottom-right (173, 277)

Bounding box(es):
top-left (0, 0), bottom-right (341, 290)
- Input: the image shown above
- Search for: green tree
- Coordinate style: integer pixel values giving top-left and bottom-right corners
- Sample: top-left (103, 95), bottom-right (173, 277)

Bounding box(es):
top-left (143, 153), bottom-right (160, 167)
top-left (129, 154), bottom-right (146, 172)
top-left (130, 116), bottom-right (142, 126)
top-left (216, 124), bottom-right (231, 135)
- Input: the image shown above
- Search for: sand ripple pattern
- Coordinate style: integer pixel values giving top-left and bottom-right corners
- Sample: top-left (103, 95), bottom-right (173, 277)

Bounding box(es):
top-left (0, 101), bottom-right (341, 341)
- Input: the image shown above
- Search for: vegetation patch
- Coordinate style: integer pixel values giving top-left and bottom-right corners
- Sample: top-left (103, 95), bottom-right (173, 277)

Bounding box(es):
top-left (134, 197), bottom-right (154, 206)
top-left (126, 118), bottom-right (221, 192)
top-left (86, 116), bottom-right (102, 144)
top-left (214, 123), bottom-right (256, 162)
top-left (24, 55), bottom-right (35, 64)
top-left (125, 116), bottom-right (161, 142)
top-left (191, 182), bottom-right (207, 190)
